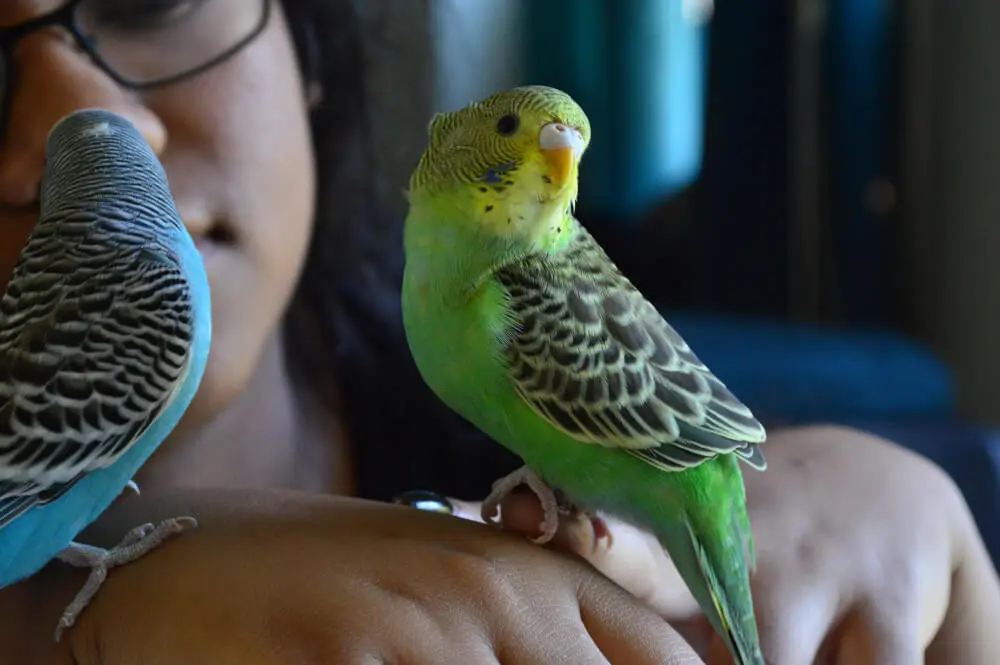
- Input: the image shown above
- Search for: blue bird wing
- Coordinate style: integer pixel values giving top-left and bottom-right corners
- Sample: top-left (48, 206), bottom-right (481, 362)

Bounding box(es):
top-left (0, 234), bottom-right (193, 529)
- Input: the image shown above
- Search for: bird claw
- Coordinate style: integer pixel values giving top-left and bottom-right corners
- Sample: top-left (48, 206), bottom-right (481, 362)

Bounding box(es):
top-left (117, 522), bottom-right (156, 548)
top-left (481, 466), bottom-right (561, 544)
top-left (53, 515), bottom-right (198, 642)
top-left (124, 480), bottom-right (140, 496)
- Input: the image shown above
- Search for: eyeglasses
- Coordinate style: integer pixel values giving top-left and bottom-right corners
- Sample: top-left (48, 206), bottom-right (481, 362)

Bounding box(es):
top-left (0, 0), bottom-right (271, 134)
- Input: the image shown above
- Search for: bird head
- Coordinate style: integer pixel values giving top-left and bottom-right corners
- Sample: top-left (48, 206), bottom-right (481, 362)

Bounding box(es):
top-left (407, 86), bottom-right (591, 248)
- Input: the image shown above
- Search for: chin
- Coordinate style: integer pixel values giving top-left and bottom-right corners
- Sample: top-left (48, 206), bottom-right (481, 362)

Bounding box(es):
top-left (187, 290), bottom-right (273, 429)
top-left (185, 342), bottom-right (257, 429)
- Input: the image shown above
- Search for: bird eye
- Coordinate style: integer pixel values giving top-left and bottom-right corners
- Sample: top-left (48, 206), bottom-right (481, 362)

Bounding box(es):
top-left (496, 114), bottom-right (519, 136)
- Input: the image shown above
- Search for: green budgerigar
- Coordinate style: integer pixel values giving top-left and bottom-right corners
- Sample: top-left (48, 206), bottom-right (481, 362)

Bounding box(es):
top-left (401, 85), bottom-right (767, 664)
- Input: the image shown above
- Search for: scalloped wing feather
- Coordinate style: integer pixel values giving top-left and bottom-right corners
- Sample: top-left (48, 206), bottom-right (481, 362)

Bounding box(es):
top-left (497, 222), bottom-right (766, 472)
top-left (0, 231), bottom-right (192, 529)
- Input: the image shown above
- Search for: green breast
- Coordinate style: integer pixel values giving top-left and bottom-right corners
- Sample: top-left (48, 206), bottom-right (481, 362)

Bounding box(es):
top-left (402, 269), bottom-right (517, 429)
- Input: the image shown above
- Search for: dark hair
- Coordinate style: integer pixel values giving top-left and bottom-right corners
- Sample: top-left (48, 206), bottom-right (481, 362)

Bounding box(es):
top-left (279, 0), bottom-right (520, 501)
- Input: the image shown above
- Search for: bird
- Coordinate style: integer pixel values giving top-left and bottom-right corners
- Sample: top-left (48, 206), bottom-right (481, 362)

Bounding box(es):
top-left (401, 86), bottom-right (766, 664)
top-left (0, 108), bottom-right (212, 642)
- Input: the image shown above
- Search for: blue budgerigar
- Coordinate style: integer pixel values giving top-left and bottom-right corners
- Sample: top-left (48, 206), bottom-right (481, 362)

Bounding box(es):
top-left (0, 109), bottom-right (212, 641)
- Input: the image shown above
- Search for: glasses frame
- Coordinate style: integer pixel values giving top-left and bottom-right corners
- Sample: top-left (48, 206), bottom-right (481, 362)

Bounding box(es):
top-left (0, 0), bottom-right (271, 137)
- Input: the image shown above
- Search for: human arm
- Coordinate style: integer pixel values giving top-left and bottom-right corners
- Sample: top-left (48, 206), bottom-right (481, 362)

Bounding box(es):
top-left (444, 425), bottom-right (1000, 664)
top-left (2, 487), bottom-right (704, 665)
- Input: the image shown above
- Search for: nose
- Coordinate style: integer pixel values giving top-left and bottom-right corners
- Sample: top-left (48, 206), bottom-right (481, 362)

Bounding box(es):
top-left (0, 32), bottom-right (167, 208)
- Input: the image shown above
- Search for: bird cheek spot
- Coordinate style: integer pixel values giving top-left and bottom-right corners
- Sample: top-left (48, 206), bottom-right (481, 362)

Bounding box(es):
top-left (481, 160), bottom-right (517, 185)
top-left (485, 205), bottom-right (494, 213)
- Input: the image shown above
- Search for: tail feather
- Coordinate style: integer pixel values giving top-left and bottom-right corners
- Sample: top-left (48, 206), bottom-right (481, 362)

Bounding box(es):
top-left (657, 518), bottom-right (764, 665)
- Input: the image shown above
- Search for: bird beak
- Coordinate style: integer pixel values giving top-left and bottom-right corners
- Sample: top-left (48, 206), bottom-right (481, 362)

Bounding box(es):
top-left (539, 122), bottom-right (584, 189)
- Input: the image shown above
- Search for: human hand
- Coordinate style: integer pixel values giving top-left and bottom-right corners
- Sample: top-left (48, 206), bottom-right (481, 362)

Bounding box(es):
top-left (3, 487), bottom-right (705, 665)
top-left (430, 425), bottom-right (1000, 664)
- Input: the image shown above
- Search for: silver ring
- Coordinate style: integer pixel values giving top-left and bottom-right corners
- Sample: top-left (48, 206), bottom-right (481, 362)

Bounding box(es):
top-left (392, 490), bottom-right (454, 515)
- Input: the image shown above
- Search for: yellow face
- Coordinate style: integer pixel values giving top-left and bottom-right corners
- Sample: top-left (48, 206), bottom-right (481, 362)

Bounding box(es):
top-left (409, 86), bottom-right (591, 238)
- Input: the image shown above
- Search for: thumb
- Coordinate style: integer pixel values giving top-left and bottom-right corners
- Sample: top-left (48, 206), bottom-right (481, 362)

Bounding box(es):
top-left (453, 489), bottom-right (597, 553)
top-left (394, 489), bottom-right (700, 619)
top-left (487, 491), bottom-right (700, 619)
top-left (829, 602), bottom-right (923, 665)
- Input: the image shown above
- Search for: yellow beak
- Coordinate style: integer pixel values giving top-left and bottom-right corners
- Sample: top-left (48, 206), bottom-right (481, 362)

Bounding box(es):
top-left (539, 122), bottom-right (584, 189)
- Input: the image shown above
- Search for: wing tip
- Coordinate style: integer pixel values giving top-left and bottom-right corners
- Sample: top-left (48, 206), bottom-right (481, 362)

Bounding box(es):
top-left (737, 443), bottom-right (767, 471)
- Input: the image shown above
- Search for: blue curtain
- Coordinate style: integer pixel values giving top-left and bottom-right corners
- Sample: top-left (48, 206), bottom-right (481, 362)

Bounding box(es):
top-left (523, 0), bottom-right (710, 225)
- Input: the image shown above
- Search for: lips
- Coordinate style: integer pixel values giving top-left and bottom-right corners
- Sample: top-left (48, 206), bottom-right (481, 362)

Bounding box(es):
top-left (178, 200), bottom-right (233, 257)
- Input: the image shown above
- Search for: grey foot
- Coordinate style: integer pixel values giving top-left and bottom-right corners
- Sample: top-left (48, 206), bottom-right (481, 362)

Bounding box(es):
top-left (53, 516), bottom-right (198, 642)
top-left (481, 466), bottom-right (560, 545)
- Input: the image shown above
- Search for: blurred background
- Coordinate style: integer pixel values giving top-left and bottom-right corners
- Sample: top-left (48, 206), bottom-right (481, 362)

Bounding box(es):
top-left (355, 0), bottom-right (999, 565)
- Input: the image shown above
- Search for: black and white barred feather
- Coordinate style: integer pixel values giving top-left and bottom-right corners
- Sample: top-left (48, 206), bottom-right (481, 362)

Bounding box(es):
top-left (0, 109), bottom-right (193, 527)
top-left (497, 222), bottom-right (767, 472)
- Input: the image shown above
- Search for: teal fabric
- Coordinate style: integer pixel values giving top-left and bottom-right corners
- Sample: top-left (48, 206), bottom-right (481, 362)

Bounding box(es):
top-left (523, 0), bottom-right (709, 222)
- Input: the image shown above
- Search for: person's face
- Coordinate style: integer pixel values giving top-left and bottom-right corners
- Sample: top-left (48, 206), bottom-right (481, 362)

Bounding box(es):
top-left (0, 1), bottom-right (316, 425)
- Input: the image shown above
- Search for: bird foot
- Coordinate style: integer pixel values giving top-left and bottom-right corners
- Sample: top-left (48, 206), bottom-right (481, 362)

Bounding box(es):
top-left (552, 488), bottom-right (584, 517)
top-left (123, 480), bottom-right (140, 496)
top-left (53, 515), bottom-right (198, 642)
top-left (481, 466), bottom-right (561, 544)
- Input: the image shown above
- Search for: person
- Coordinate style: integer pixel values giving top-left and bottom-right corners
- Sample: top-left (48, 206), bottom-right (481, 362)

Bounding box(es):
top-left (0, 1), bottom-right (997, 664)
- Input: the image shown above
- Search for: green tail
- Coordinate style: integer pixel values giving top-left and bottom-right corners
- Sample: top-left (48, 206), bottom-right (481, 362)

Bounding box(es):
top-left (656, 501), bottom-right (764, 665)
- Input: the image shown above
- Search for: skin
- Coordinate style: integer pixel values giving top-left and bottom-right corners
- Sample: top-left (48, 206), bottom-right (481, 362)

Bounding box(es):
top-left (6, 489), bottom-right (703, 665)
top-left (0, 3), bottom-right (701, 663)
top-left (455, 426), bottom-right (1000, 664)
top-left (0, 1), bottom-right (333, 493)
top-left (0, 2), bottom-right (998, 664)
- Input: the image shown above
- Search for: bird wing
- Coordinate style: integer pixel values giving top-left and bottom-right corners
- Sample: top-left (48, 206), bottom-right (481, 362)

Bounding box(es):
top-left (0, 228), bottom-right (192, 528)
top-left (497, 223), bottom-right (766, 472)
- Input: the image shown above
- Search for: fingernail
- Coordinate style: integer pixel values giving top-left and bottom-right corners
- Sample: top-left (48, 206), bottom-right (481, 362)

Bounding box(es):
top-left (392, 490), bottom-right (454, 515)
top-left (589, 515), bottom-right (614, 553)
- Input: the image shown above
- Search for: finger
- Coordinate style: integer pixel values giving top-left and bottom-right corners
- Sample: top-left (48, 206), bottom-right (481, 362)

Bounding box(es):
top-left (405, 490), bottom-right (581, 547)
top-left (449, 493), bottom-right (575, 545)
top-left (670, 617), bottom-right (717, 660)
top-left (500, 491), bottom-right (574, 543)
top-left (828, 603), bottom-right (923, 665)
top-left (737, 585), bottom-right (839, 665)
top-left (448, 497), bottom-right (488, 523)
top-left (493, 608), bottom-right (614, 665)
top-left (454, 492), bottom-right (701, 619)
top-left (927, 539), bottom-right (1000, 665)
top-left (578, 578), bottom-right (706, 665)
top-left (393, 491), bottom-right (575, 548)
top-left (497, 493), bottom-right (702, 618)
top-left (499, 635), bottom-right (612, 665)
top-left (392, 635), bottom-right (503, 665)
top-left (565, 512), bottom-right (697, 618)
